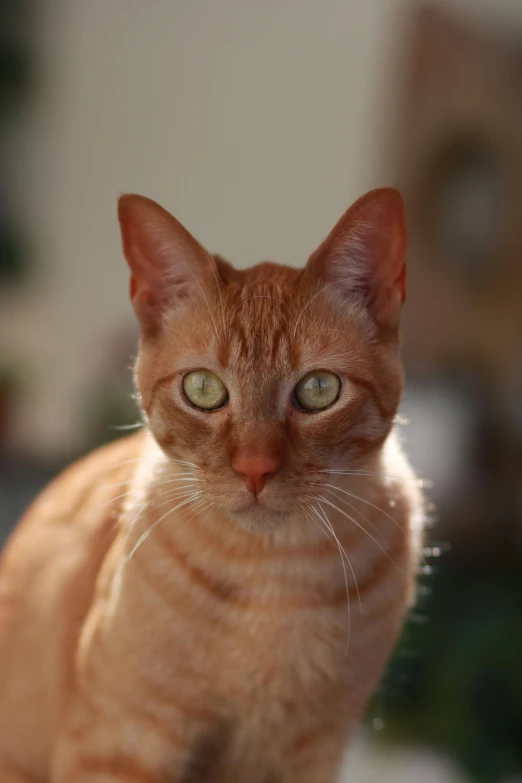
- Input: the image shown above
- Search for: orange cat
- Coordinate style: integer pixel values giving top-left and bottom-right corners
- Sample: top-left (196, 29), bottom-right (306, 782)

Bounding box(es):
top-left (0, 188), bottom-right (423, 782)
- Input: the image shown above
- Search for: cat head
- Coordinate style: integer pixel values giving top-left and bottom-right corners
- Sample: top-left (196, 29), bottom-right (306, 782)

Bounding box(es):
top-left (118, 189), bottom-right (407, 528)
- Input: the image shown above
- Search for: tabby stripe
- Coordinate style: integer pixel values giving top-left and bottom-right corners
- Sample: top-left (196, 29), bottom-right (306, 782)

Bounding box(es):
top-left (142, 526), bottom-right (405, 613)
top-left (288, 725), bottom-right (327, 753)
top-left (136, 677), bottom-right (216, 724)
top-left (348, 374), bottom-right (395, 419)
top-left (270, 328), bottom-right (284, 362)
top-left (78, 754), bottom-right (165, 782)
top-left (145, 372), bottom-right (178, 416)
top-left (0, 761), bottom-right (46, 783)
top-left (181, 518), bottom-right (360, 564)
top-left (120, 704), bottom-right (187, 749)
top-left (155, 524), bottom-right (239, 602)
top-left (75, 658), bottom-right (209, 740)
top-left (346, 432), bottom-right (389, 455)
top-left (70, 686), bottom-right (193, 750)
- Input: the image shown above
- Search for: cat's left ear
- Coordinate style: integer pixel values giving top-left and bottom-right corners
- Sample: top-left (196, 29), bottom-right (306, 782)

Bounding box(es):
top-left (118, 194), bottom-right (218, 333)
top-left (306, 188), bottom-right (407, 329)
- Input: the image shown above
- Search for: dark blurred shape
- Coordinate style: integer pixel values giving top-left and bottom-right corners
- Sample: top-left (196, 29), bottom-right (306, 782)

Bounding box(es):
top-left (0, 0), bottom-right (32, 284)
top-left (393, 1), bottom-right (522, 547)
top-left (420, 134), bottom-right (504, 283)
top-left (0, 0), bottom-right (32, 112)
top-left (0, 0), bottom-right (35, 543)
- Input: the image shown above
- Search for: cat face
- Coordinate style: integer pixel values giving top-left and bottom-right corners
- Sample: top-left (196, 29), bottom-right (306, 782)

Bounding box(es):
top-left (118, 189), bottom-right (407, 528)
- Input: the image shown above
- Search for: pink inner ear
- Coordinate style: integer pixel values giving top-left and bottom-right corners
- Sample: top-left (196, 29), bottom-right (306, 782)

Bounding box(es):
top-left (119, 195), bottom-right (179, 300)
top-left (307, 188), bottom-right (407, 328)
top-left (355, 199), bottom-right (407, 301)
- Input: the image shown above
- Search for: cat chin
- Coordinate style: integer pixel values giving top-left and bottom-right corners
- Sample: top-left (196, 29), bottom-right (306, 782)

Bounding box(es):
top-left (228, 504), bottom-right (291, 532)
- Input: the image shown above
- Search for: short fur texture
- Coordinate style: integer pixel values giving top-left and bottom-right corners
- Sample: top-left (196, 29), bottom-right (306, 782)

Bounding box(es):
top-left (0, 189), bottom-right (423, 782)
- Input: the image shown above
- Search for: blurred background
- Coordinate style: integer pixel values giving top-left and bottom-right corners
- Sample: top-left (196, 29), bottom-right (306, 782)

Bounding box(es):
top-left (1, 0), bottom-right (521, 780)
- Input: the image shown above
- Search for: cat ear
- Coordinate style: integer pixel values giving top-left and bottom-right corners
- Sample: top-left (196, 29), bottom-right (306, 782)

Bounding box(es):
top-left (118, 194), bottom-right (218, 333)
top-left (306, 188), bottom-right (407, 329)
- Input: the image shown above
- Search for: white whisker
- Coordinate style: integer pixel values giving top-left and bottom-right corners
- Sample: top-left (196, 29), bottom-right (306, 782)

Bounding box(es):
top-left (126, 492), bottom-right (203, 563)
top-left (179, 499), bottom-right (215, 533)
top-left (312, 504), bottom-right (351, 647)
top-left (100, 489), bottom-right (136, 508)
top-left (316, 503), bottom-right (363, 615)
top-left (102, 474), bottom-right (199, 494)
top-left (312, 482), bottom-right (404, 532)
top-left (154, 476), bottom-right (201, 485)
top-left (314, 484), bottom-right (427, 569)
top-left (151, 489), bottom-right (203, 512)
top-left (318, 468), bottom-right (425, 486)
top-left (306, 494), bottom-right (405, 574)
top-left (168, 458), bottom-right (201, 470)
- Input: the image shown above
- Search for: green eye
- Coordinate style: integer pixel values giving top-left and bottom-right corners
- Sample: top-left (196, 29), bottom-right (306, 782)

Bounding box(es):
top-left (294, 371), bottom-right (341, 411)
top-left (183, 370), bottom-right (228, 410)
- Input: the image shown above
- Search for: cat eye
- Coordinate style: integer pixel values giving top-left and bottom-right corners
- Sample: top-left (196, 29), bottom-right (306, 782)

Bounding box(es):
top-left (182, 370), bottom-right (229, 410)
top-left (294, 371), bottom-right (341, 411)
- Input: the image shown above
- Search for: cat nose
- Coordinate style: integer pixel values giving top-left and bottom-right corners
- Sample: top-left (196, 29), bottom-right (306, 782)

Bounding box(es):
top-left (232, 454), bottom-right (280, 496)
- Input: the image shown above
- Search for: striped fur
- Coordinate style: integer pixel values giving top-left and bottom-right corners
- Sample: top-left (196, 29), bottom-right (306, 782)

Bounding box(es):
top-left (0, 189), bottom-right (423, 782)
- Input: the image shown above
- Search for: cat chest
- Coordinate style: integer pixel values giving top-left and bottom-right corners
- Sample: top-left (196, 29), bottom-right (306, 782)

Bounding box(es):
top-left (226, 610), bottom-right (348, 689)
top-left (125, 534), bottom-right (383, 705)
top-left (193, 577), bottom-right (355, 714)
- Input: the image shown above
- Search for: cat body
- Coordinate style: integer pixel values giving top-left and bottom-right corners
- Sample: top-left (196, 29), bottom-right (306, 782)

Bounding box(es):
top-left (0, 189), bottom-right (423, 782)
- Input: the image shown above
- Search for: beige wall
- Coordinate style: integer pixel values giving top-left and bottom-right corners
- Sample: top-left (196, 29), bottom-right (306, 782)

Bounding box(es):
top-left (2, 0), bottom-right (521, 458)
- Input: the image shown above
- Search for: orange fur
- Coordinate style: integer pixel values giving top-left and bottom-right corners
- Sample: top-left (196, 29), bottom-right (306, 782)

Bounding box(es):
top-left (0, 189), bottom-right (423, 782)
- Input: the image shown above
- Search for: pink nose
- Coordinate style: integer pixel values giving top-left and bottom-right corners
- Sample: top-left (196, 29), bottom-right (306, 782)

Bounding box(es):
top-left (232, 454), bottom-right (280, 496)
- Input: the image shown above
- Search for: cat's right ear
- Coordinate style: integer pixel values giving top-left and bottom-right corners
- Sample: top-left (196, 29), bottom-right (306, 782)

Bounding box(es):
top-left (118, 194), bottom-right (218, 334)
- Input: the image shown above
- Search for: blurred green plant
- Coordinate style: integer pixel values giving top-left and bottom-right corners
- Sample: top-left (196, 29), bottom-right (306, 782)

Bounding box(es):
top-left (369, 552), bottom-right (522, 783)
